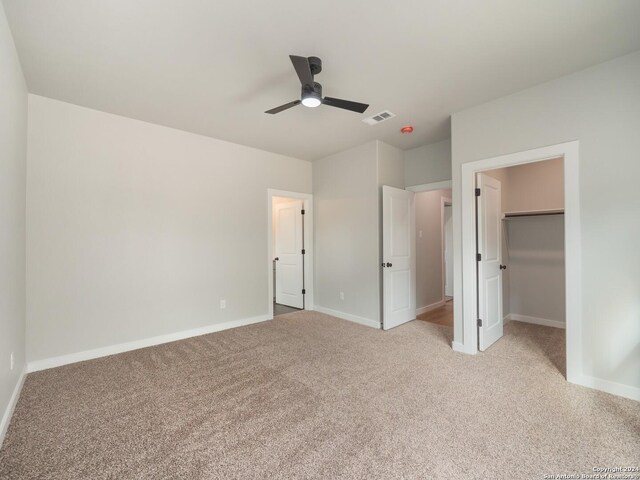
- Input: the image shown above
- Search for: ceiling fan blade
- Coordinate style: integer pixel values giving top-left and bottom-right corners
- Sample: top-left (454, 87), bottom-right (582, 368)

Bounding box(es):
top-left (322, 97), bottom-right (369, 113)
top-left (289, 55), bottom-right (314, 87)
top-left (265, 100), bottom-right (301, 114)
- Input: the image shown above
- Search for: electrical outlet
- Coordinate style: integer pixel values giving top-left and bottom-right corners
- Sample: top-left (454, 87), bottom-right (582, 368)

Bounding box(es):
top-left (10, 352), bottom-right (14, 371)
top-left (220, 299), bottom-right (226, 309)
top-left (340, 292), bottom-right (345, 300)
top-left (418, 230), bottom-right (423, 238)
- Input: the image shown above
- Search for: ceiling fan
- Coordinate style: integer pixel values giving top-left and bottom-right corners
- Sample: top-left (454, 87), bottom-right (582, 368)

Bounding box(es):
top-left (265, 55), bottom-right (369, 115)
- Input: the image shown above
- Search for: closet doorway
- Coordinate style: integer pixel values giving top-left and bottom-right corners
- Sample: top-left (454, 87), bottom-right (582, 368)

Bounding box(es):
top-left (459, 141), bottom-right (581, 383)
top-left (478, 158), bottom-right (565, 360)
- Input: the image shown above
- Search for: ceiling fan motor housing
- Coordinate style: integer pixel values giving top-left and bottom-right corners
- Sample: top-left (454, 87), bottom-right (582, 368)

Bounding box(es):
top-left (308, 56), bottom-right (322, 76)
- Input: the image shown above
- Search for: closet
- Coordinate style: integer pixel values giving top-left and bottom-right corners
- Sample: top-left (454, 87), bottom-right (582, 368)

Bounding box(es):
top-left (485, 158), bottom-right (566, 329)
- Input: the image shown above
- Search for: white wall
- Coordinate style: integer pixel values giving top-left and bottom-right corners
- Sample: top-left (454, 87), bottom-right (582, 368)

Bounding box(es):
top-left (26, 95), bottom-right (312, 363)
top-left (0, 1), bottom-right (27, 443)
top-left (377, 142), bottom-right (405, 189)
top-left (404, 138), bottom-right (451, 187)
top-left (377, 142), bottom-right (405, 320)
top-left (313, 140), bottom-right (403, 326)
top-left (452, 51), bottom-right (640, 391)
top-left (313, 141), bottom-right (380, 324)
top-left (415, 189), bottom-right (451, 311)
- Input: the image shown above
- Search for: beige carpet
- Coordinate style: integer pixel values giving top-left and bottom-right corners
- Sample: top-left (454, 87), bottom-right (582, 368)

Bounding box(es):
top-left (0, 312), bottom-right (638, 479)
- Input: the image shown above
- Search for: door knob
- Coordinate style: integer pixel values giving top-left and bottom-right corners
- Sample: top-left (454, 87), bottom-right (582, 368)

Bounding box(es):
top-left (499, 264), bottom-right (506, 270)
top-left (386, 262), bottom-right (392, 267)
top-left (274, 257), bottom-right (279, 261)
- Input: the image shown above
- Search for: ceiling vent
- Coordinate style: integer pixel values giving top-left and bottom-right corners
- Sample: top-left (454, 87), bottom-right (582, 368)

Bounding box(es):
top-left (362, 110), bottom-right (396, 126)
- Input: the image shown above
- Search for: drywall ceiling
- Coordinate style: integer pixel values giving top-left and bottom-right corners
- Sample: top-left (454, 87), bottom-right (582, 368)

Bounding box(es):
top-left (4, 0), bottom-right (640, 160)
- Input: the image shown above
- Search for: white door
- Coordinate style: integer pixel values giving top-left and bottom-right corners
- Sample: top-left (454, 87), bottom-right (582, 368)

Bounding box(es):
top-left (444, 204), bottom-right (453, 297)
top-left (382, 186), bottom-right (416, 330)
top-left (477, 173), bottom-right (503, 350)
top-left (274, 200), bottom-right (304, 309)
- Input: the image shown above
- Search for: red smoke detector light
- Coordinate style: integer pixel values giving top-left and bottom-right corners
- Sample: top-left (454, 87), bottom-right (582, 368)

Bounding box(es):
top-left (401, 126), bottom-right (414, 134)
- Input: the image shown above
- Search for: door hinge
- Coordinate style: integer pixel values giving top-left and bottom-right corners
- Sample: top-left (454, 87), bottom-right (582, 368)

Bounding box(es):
top-left (475, 188), bottom-right (481, 196)
top-left (301, 249), bottom-right (305, 255)
top-left (301, 209), bottom-right (305, 215)
top-left (476, 253), bottom-right (481, 262)
top-left (302, 289), bottom-right (306, 295)
top-left (477, 318), bottom-right (482, 327)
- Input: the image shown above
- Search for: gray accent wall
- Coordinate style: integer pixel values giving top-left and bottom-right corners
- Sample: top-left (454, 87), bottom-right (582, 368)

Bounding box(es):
top-left (506, 216), bottom-right (565, 323)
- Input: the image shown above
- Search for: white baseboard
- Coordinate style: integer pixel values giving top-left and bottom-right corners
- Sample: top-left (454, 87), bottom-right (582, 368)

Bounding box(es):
top-left (314, 306), bottom-right (380, 329)
top-left (507, 313), bottom-right (565, 329)
top-left (27, 314), bottom-right (271, 373)
top-left (574, 374), bottom-right (640, 402)
top-left (416, 299), bottom-right (446, 316)
top-left (451, 341), bottom-right (465, 353)
top-left (0, 367), bottom-right (26, 448)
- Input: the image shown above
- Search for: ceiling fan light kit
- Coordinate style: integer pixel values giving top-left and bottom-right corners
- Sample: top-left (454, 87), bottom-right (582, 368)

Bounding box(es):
top-left (265, 55), bottom-right (369, 115)
top-left (301, 83), bottom-right (322, 108)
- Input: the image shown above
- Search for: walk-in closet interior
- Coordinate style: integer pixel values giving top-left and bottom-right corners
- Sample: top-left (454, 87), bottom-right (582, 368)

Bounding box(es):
top-left (484, 157), bottom-right (566, 336)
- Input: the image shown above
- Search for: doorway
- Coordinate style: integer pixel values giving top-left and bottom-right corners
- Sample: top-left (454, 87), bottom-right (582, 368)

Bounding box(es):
top-left (477, 158), bottom-right (565, 360)
top-left (459, 141), bottom-right (581, 383)
top-left (413, 188), bottom-right (453, 328)
top-left (267, 189), bottom-right (314, 319)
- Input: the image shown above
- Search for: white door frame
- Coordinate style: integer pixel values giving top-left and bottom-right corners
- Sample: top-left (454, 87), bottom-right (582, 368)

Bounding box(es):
top-left (267, 189), bottom-right (314, 319)
top-left (459, 141), bottom-right (581, 383)
top-left (406, 180), bottom-right (452, 193)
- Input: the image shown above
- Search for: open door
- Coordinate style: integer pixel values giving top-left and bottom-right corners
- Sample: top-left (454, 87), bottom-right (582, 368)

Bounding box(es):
top-left (477, 173), bottom-right (504, 350)
top-left (382, 185), bottom-right (416, 330)
top-left (274, 200), bottom-right (304, 309)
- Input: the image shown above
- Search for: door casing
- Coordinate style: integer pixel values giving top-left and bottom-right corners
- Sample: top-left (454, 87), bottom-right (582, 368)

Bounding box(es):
top-left (458, 141), bottom-right (581, 383)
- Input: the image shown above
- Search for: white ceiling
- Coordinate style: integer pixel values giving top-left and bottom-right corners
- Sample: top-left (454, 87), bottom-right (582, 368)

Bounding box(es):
top-left (4, 0), bottom-right (640, 160)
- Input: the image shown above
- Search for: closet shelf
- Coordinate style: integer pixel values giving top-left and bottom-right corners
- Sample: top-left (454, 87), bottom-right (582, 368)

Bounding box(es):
top-left (502, 208), bottom-right (564, 219)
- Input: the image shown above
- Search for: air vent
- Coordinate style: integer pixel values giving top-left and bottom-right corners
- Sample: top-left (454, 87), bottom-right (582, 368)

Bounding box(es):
top-left (362, 110), bottom-right (396, 126)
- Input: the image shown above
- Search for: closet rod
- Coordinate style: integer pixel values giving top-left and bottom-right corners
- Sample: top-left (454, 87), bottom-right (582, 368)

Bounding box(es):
top-left (503, 211), bottom-right (564, 218)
